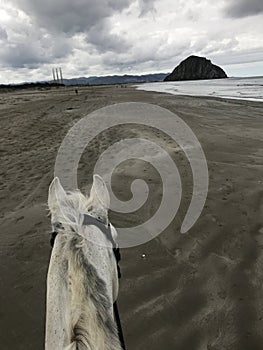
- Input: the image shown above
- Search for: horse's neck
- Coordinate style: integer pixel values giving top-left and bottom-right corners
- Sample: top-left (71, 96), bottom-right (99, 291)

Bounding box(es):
top-left (45, 231), bottom-right (120, 350)
top-left (81, 233), bottom-right (119, 304)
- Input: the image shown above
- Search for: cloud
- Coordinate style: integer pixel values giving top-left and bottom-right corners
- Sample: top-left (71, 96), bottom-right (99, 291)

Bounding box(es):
top-left (0, 0), bottom-right (133, 69)
top-left (12, 0), bottom-right (132, 34)
top-left (225, 0), bottom-right (263, 18)
top-left (101, 32), bottom-right (193, 74)
top-left (0, 43), bottom-right (47, 69)
top-left (0, 39), bottom-right (73, 69)
top-left (0, 27), bottom-right (8, 40)
top-left (139, 0), bottom-right (157, 16)
top-left (0, 18), bottom-right (73, 69)
top-left (9, 0), bottom-right (132, 57)
top-left (86, 21), bottom-right (130, 53)
top-left (211, 47), bottom-right (263, 66)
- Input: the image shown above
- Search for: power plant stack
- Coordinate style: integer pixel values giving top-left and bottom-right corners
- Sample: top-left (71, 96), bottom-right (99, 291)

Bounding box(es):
top-left (52, 67), bottom-right (64, 85)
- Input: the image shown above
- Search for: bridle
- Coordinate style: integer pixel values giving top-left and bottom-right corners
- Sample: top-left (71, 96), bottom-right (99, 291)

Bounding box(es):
top-left (50, 213), bottom-right (126, 350)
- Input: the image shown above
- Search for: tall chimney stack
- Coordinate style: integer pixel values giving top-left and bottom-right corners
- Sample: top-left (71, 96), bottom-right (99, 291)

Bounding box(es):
top-left (59, 67), bottom-right (64, 85)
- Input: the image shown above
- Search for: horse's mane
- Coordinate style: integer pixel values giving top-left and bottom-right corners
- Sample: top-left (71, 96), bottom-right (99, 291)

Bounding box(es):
top-left (63, 234), bottom-right (121, 350)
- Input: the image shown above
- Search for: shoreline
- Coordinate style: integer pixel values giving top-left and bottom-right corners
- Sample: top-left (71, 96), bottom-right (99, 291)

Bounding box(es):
top-left (136, 88), bottom-right (263, 105)
top-left (134, 76), bottom-right (263, 103)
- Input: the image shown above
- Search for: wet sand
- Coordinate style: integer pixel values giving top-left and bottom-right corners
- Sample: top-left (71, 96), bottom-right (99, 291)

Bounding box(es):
top-left (0, 85), bottom-right (263, 350)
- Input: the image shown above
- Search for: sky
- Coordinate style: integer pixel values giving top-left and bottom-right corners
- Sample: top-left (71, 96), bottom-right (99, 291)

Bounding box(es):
top-left (0, 0), bottom-right (263, 84)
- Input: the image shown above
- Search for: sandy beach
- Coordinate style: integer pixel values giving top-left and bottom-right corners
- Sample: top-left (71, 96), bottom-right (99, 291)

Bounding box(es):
top-left (0, 85), bottom-right (263, 350)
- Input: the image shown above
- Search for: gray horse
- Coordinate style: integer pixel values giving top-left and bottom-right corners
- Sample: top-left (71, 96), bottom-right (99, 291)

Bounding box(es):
top-left (45, 175), bottom-right (122, 350)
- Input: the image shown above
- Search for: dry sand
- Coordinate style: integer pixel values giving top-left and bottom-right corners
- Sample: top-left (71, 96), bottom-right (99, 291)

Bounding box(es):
top-left (0, 85), bottom-right (263, 350)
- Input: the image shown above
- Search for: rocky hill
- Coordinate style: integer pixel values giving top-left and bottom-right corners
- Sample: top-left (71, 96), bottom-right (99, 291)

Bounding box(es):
top-left (164, 56), bottom-right (227, 81)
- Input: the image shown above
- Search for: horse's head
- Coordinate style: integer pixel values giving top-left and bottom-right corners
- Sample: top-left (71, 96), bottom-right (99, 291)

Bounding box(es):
top-left (48, 175), bottom-right (117, 245)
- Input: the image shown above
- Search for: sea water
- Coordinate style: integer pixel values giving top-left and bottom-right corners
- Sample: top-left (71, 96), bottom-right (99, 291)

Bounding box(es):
top-left (135, 76), bottom-right (263, 102)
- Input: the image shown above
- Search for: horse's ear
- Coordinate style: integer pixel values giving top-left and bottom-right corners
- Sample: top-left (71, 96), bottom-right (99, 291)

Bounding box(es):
top-left (48, 178), bottom-right (85, 228)
top-left (48, 177), bottom-right (67, 215)
top-left (89, 175), bottom-right (110, 219)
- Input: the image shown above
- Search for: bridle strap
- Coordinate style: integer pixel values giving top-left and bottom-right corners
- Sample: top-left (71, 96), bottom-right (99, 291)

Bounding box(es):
top-left (83, 214), bottom-right (117, 247)
top-left (113, 301), bottom-right (126, 350)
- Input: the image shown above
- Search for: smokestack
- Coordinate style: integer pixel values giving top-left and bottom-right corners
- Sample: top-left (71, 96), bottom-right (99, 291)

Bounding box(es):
top-left (59, 67), bottom-right (64, 85)
top-left (52, 68), bottom-right (56, 82)
top-left (56, 68), bottom-right (59, 83)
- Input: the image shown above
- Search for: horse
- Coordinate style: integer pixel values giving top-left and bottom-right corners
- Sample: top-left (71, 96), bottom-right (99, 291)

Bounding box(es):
top-left (45, 175), bottom-right (123, 350)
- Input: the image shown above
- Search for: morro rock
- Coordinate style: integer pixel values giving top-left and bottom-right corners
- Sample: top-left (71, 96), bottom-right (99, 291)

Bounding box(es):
top-left (164, 55), bottom-right (227, 81)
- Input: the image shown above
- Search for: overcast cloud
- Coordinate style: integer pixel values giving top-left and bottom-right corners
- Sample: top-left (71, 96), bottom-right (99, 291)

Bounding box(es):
top-left (0, 0), bottom-right (262, 83)
top-left (11, 0), bottom-right (132, 33)
top-left (225, 0), bottom-right (263, 18)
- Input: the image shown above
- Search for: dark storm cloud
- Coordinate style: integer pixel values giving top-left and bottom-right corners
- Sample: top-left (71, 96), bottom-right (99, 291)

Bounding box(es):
top-left (12, 0), bottom-right (132, 34)
top-left (10, 0), bottom-right (133, 58)
top-left (0, 0), bottom-right (135, 69)
top-left (225, 0), bottom-right (263, 18)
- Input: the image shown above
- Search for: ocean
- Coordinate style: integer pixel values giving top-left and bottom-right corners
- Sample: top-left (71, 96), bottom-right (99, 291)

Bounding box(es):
top-left (135, 76), bottom-right (263, 102)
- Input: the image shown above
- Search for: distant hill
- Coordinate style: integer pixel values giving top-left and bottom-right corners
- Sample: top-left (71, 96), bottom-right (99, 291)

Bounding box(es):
top-left (164, 56), bottom-right (227, 81)
top-left (0, 73), bottom-right (168, 90)
top-left (63, 73), bottom-right (168, 85)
